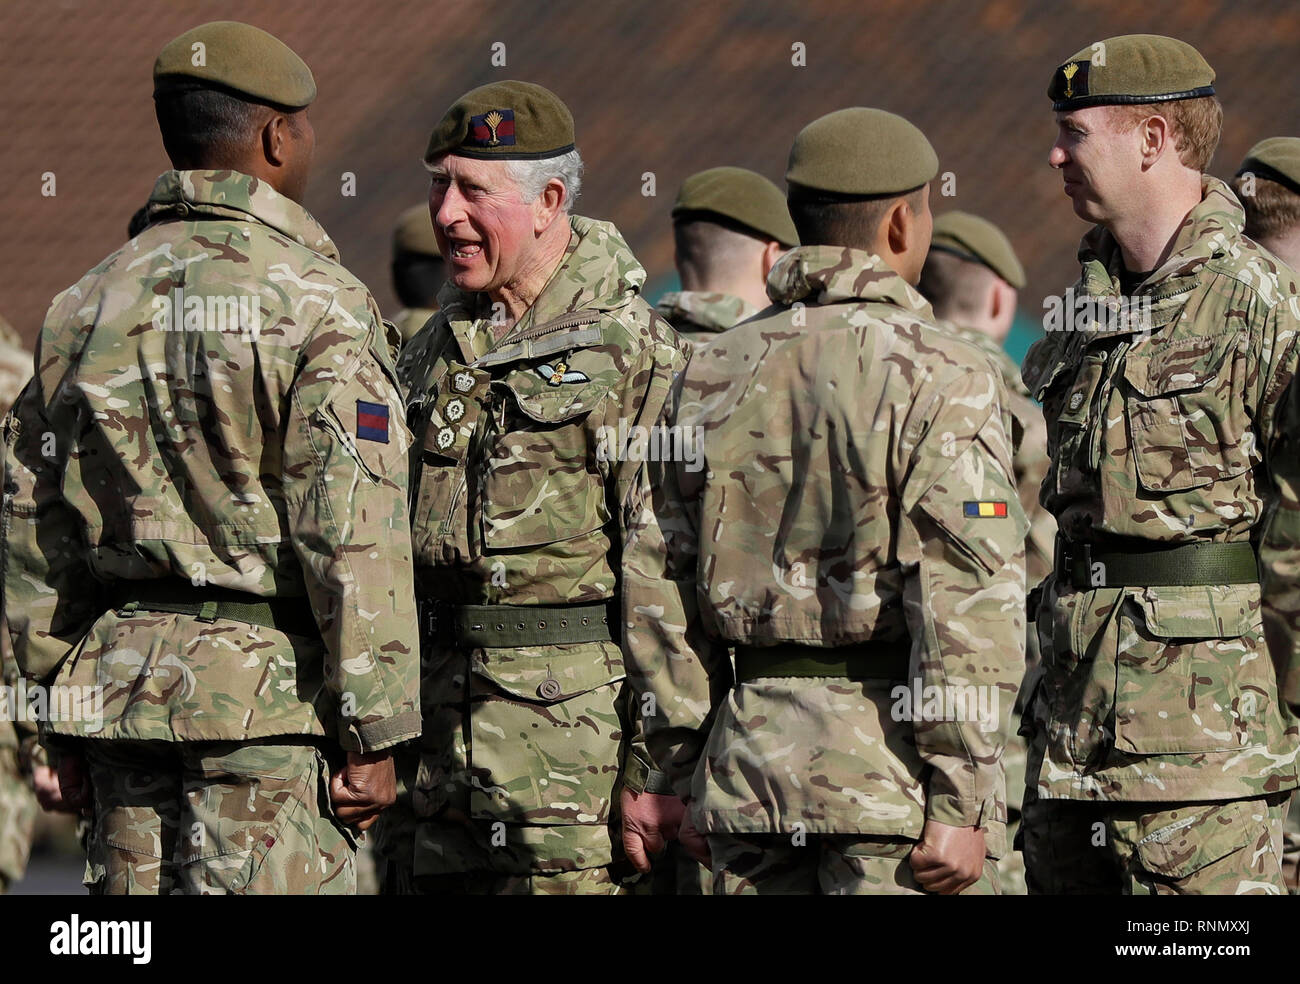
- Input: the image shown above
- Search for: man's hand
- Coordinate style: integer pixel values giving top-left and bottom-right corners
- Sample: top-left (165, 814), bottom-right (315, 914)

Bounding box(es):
top-left (52, 752), bottom-right (91, 814)
top-left (620, 789), bottom-right (687, 873)
top-left (677, 806), bottom-right (711, 870)
top-left (908, 820), bottom-right (986, 894)
top-left (329, 750), bottom-right (397, 831)
top-left (33, 762), bottom-right (82, 813)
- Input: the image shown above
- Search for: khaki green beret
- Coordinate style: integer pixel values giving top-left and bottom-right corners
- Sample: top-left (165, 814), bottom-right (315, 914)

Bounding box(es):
top-left (393, 204), bottom-right (442, 258)
top-left (1237, 137), bottom-right (1300, 197)
top-left (786, 108), bottom-right (938, 197)
top-left (671, 167), bottom-right (798, 246)
top-left (153, 21), bottom-right (316, 109)
top-left (929, 211), bottom-right (1026, 289)
top-left (425, 81), bottom-right (575, 163)
top-left (1048, 34), bottom-right (1214, 112)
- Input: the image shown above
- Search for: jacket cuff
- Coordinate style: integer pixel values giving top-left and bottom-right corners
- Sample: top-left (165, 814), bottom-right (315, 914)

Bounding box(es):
top-left (925, 790), bottom-right (989, 828)
top-left (345, 711), bottom-right (421, 753)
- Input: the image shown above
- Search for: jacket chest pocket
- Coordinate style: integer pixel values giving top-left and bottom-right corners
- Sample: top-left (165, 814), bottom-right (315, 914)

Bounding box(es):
top-left (409, 365), bottom-right (491, 557)
top-left (1042, 351), bottom-right (1109, 497)
top-left (1122, 335), bottom-right (1251, 493)
top-left (481, 372), bottom-right (609, 551)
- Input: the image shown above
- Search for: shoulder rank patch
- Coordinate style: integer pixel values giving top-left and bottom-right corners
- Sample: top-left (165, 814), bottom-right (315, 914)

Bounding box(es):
top-left (469, 109), bottom-right (516, 148)
top-left (356, 400), bottom-right (390, 443)
top-left (964, 500), bottom-right (1008, 518)
top-left (537, 362), bottom-right (590, 386)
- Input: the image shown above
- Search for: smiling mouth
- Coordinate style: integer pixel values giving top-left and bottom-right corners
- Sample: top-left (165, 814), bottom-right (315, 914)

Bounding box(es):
top-left (449, 239), bottom-right (482, 259)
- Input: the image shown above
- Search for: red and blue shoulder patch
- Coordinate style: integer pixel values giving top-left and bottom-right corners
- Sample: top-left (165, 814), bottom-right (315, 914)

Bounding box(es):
top-left (356, 400), bottom-right (390, 443)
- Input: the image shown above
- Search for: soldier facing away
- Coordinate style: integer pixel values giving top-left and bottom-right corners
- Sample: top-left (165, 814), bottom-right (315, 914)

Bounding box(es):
top-left (1230, 137), bottom-right (1300, 893)
top-left (384, 81), bottom-right (691, 894)
top-left (623, 107), bottom-right (1027, 894)
top-left (657, 166), bottom-right (797, 344)
top-left (1019, 35), bottom-right (1300, 894)
top-left (1, 21), bottom-right (421, 894)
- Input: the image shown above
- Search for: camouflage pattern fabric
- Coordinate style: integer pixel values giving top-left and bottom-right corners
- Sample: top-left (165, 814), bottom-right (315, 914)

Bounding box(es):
top-left (709, 832), bottom-right (1000, 895)
top-left (654, 290), bottom-right (757, 344)
top-left (0, 745), bottom-right (36, 893)
top-left (1019, 178), bottom-right (1300, 820)
top-left (623, 245), bottom-right (1027, 865)
top-left (0, 313), bottom-right (33, 419)
top-left (81, 739), bottom-right (355, 895)
top-left (389, 215), bottom-right (690, 885)
top-left (0, 625), bottom-right (37, 892)
top-left (393, 306), bottom-right (438, 347)
top-left (936, 318), bottom-right (1053, 895)
top-left (1021, 789), bottom-right (1289, 894)
top-left (2, 169), bottom-right (420, 755)
top-left (939, 321), bottom-right (1055, 592)
top-left (407, 864), bottom-right (625, 895)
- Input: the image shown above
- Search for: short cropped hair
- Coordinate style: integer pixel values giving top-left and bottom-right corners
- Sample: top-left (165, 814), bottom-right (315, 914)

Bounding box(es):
top-left (1105, 96), bottom-right (1222, 172)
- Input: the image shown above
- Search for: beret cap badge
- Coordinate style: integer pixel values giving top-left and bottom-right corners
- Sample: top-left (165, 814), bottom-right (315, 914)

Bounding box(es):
top-left (469, 108), bottom-right (515, 148)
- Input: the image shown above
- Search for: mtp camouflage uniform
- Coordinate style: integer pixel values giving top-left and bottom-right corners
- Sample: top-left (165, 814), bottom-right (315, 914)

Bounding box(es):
top-left (2, 170), bottom-right (421, 894)
top-left (624, 245), bottom-right (1028, 895)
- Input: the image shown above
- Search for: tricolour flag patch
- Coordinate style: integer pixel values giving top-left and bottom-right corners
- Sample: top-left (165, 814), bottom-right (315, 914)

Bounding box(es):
top-left (963, 500), bottom-right (1008, 518)
top-left (356, 400), bottom-right (390, 443)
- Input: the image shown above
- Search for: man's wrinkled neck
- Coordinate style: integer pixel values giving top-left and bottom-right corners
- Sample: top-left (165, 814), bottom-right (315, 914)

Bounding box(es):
top-left (487, 220), bottom-right (572, 332)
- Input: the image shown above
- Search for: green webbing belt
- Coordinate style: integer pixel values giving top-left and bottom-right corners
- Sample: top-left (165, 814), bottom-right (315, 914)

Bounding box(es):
top-left (734, 640), bottom-right (911, 683)
top-left (421, 600), bottom-right (616, 648)
top-left (1056, 538), bottom-right (1259, 589)
top-left (113, 581), bottom-right (319, 637)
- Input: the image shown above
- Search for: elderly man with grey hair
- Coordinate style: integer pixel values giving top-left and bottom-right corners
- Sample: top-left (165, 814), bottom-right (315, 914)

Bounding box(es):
top-left (376, 81), bottom-right (692, 895)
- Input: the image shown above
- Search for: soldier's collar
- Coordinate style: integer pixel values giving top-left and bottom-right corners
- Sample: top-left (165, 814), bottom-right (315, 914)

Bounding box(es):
top-left (145, 169), bottom-right (339, 262)
top-left (1078, 176), bottom-right (1244, 299)
top-left (655, 290), bottom-right (756, 332)
top-left (766, 245), bottom-right (933, 315)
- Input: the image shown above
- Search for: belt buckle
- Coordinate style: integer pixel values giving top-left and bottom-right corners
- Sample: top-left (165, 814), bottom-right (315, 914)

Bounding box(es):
top-left (420, 601), bottom-right (439, 641)
top-left (1056, 538), bottom-right (1092, 585)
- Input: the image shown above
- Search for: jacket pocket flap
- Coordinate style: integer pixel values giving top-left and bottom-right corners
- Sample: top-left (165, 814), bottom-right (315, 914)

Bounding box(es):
top-left (1140, 584), bottom-right (1258, 639)
top-left (472, 641), bottom-right (625, 703)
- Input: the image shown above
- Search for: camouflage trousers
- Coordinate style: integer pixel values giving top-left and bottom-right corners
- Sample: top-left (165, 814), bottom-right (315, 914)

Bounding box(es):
top-left (1021, 790), bottom-right (1289, 895)
top-left (0, 747), bottom-right (37, 892)
top-left (402, 864), bottom-right (627, 895)
top-left (707, 833), bottom-right (1000, 895)
top-left (80, 738), bottom-right (357, 895)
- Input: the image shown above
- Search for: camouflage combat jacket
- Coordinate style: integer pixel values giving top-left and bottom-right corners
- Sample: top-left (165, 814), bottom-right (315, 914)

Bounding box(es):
top-left (396, 215), bottom-right (690, 874)
top-left (939, 321), bottom-right (1056, 591)
top-left (624, 246), bottom-right (1027, 852)
top-left (1021, 177), bottom-right (1300, 802)
top-left (1, 170), bottom-right (421, 753)
top-left (655, 290), bottom-right (757, 344)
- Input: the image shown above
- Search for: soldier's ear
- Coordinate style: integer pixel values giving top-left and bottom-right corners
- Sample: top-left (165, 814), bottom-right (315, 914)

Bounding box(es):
top-left (263, 114), bottom-right (289, 167)
top-left (533, 178), bottom-right (567, 235)
top-left (760, 240), bottom-right (785, 280)
top-left (884, 196), bottom-right (912, 258)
